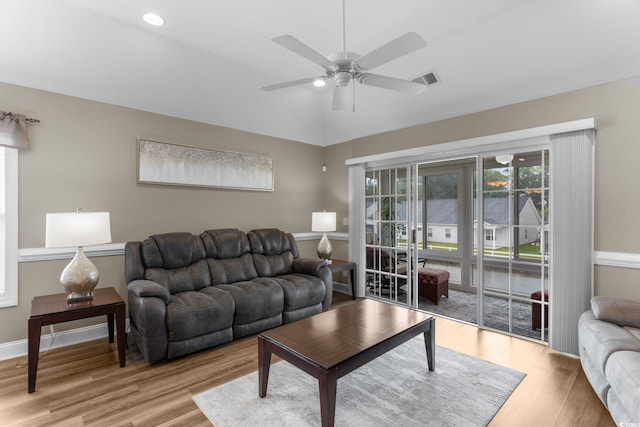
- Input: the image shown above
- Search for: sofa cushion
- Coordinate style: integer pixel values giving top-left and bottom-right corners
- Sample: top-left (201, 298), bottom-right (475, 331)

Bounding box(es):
top-left (248, 228), bottom-right (297, 277)
top-left (217, 281), bottom-right (284, 326)
top-left (143, 233), bottom-right (206, 269)
top-left (202, 229), bottom-right (259, 284)
top-left (578, 310), bottom-right (640, 373)
top-left (166, 287), bottom-right (234, 342)
top-left (592, 296), bottom-right (640, 329)
top-left (207, 255), bottom-right (258, 284)
top-left (261, 274), bottom-right (326, 312)
top-left (145, 259), bottom-right (211, 294)
top-left (605, 351), bottom-right (640, 422)
top-left (201, 228), bottom-right (252, 259)
top-left (141, 233), bottom-right (210, 294)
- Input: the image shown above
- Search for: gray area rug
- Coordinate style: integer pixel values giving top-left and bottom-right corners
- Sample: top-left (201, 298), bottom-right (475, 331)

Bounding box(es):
top-left (193, 337), bottom-right (525, 426)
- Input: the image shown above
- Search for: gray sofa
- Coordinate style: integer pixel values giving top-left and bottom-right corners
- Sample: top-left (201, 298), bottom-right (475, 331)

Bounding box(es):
top-left (578, 296), bottom-right (640, 424)
top-left (125, 228), bottom-right (332, 363)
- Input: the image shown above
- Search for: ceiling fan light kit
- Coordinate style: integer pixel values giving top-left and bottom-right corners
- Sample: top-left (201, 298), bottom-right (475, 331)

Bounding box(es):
top-left (261, 0), bottom-right (428, 111)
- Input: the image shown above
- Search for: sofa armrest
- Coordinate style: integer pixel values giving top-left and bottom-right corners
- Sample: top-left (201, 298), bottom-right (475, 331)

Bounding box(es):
top-left (292, 258), bottom-right (325, 275)
top-left (128, 280), bottom-right (171, 305)
top-left (591, 296), bottom-right (640, 328)
top-left (292, 258), bottom-right (332, 311)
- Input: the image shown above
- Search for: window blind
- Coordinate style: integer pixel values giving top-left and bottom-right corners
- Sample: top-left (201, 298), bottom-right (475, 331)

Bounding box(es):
top-left (549, 129), bottom-right (595, 355)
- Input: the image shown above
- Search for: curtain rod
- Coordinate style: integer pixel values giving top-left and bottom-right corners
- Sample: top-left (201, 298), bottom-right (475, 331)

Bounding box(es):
top-left (0, 111), bottom-right (40, 123)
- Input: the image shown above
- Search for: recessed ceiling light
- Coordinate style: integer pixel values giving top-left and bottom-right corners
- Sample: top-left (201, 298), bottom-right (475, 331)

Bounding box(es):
top-left (143, 13), bottom-right (165, 26)
top-left (313, 78), bottom-right (326, 87)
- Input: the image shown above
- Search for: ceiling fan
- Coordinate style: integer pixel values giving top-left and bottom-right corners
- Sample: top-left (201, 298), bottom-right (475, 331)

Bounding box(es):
top-left (260, 0), bottom-right (427, 111)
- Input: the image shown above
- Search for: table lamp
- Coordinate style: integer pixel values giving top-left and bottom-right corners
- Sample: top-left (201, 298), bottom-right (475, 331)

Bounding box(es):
top-left (45, 210), bottom-right (112, 302)
top-left (312, 211), bottom-right (336, 260)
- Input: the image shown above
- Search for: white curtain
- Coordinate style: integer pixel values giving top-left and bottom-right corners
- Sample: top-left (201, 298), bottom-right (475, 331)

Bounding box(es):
top-left (0, 111), bottom-right (30, 150)
top-left (549, 129), bottom-right (595, 355)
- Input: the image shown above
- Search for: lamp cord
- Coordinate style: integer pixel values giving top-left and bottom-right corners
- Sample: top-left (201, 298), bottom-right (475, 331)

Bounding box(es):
top-left (14, 325), bottom-right (57, 369)
top-left (46, 325), bottom-right (57, 353)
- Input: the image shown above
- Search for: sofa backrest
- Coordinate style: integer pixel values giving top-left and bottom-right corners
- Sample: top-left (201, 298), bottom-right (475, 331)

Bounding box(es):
top-left (200, 228), bottom-right (258, 284)
top-left (139, 232), bottom-right (210, 294)
top-left (125, 228), bottom-right (307, 291)
top-left (248, 228), bottom-right (299, 277)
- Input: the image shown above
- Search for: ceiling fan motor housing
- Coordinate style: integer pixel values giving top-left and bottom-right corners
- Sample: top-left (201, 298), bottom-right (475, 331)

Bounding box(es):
top-left (327, 51), bottom-right (360, 86)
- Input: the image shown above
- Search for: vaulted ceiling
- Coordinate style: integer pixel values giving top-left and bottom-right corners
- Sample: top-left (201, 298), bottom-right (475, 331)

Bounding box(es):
top-left (2, 0), bottom-right (640, 146)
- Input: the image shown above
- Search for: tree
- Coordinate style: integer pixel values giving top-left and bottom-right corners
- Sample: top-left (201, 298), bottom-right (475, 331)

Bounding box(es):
top-left (425, 174), bottom-right (457, 199)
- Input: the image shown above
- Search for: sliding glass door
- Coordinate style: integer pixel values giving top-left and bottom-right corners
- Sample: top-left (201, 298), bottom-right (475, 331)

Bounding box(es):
top-left (477, 150), bottom-right (549, 341)
top-left (417, 160), bottom-right (476, 322)
top-left (364, 166), bottom-right (417, 306)
top-left (362, 151), bottom-right (550, 343)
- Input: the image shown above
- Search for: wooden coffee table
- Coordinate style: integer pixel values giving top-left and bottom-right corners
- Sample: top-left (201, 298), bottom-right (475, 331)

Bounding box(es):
top-left (258, 299), bottom-right (435, 427)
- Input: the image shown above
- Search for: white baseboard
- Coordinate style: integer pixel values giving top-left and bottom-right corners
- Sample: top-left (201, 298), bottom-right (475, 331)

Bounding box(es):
top-left (0, 319), bottom-right (129, 362)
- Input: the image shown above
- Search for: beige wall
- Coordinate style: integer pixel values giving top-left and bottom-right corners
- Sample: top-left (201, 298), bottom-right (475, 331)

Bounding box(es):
top-left (325, 80), bottom-right (640, 302)
top-left (3, 78), bottom-right (640, 344)
top-left (1, 82), bottom-right (326, 343)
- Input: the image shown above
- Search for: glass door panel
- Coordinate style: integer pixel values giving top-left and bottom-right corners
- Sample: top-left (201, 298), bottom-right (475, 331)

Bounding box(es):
top-left (365, 167), bottom-right (413, 305)
top-left (423, 173), bottom-right (458, 253)
top-left (479, 150), bottom-right (549, 342)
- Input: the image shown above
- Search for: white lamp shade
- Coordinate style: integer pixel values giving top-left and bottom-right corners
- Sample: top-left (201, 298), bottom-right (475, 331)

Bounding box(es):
top-left (45, 212), bottom-right (112, 248)
top-left (312, 212), bottom-right (336, 232)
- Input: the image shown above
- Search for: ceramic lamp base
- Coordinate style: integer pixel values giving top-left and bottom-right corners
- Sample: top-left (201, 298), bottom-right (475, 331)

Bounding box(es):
top-left (60, 247), bottom-right (99, 303)
top-left (317, 233), bottom-right (333, 260)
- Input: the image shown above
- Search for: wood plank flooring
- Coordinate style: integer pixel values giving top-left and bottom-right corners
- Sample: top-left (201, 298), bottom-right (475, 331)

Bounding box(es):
top-left (0, 292), bottom-right (614, 426)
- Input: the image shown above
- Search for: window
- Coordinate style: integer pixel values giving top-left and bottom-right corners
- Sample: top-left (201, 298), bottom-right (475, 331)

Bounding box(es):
top-left (445, 228), bottom-right (451, 239)
top-left (485, 229), bottom-right (494, 241)
top-left (0, 147), bottom-right (18, 307)
top-left (427, 227), bottom-right (433, 237)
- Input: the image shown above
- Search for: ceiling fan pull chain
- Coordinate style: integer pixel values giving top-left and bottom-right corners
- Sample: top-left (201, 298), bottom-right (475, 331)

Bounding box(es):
top-left (353, 81), bottom-right (356, 113)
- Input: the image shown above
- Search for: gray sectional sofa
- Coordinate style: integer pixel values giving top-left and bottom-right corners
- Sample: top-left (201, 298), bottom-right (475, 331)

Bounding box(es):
top-left (125, 228), bottom-right (332, 363)
top-left (578, 296), bottom-right (640, 424)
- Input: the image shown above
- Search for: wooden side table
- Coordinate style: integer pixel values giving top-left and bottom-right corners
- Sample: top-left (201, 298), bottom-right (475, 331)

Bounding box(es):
top-left (327, 259), bottom-right (357, 300)
top-left (28, 286), bottom-right (126, 393)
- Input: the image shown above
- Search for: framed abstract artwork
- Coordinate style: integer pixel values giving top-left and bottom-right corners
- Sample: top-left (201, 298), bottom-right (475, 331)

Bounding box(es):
top-left (137, 139), bottom-right (274, 191)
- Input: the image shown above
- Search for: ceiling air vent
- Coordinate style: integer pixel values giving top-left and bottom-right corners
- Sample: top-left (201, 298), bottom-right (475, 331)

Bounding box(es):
top-left (412, 70), bottom-right (440, 86)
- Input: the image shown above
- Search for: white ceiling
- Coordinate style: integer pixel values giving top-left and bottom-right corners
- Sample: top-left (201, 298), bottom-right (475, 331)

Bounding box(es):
top-left (2, 0), bottom-right (640, 146)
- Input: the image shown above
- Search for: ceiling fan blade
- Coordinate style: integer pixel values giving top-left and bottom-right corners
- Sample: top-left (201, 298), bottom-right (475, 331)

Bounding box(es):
top-left (358, 73), bottom-right (426, 95)
top-left (332, 85), bottom-right (351, 110)
top-left (355, 32), bottom-right (427, 71)
top-left (272, 35), bottom-right (336, 69)
top-left (260, 77), bottom-right (319, 91)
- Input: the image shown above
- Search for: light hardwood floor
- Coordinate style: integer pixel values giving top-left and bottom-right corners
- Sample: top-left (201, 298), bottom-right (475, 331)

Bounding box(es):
top-left (0, 292), bottom-right (614, 426)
